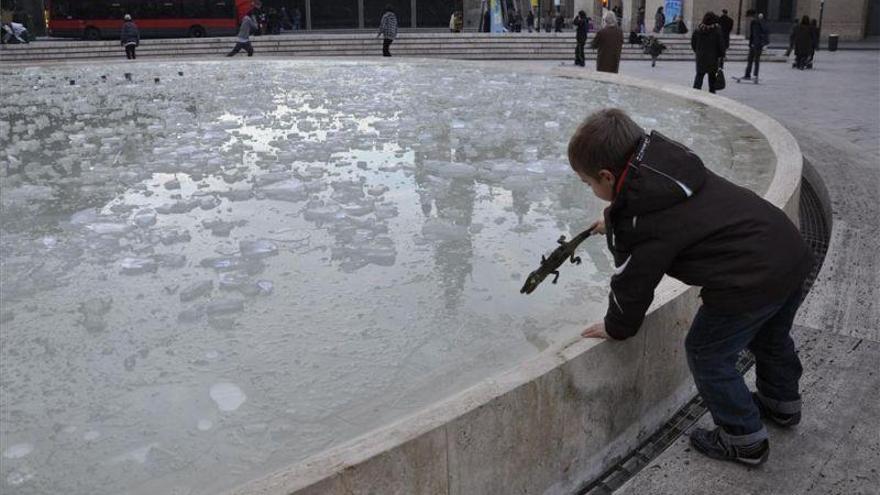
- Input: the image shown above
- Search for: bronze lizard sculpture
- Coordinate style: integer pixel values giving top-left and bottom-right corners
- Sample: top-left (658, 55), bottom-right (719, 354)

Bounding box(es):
top-left (520, 226), bottom-right (596, 294)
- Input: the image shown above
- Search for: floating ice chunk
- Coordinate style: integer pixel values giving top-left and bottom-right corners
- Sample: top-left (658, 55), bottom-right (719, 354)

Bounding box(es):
top-left (87, 223), bottom-right (132, 236)
top-left (262, 178), bottom-right (307, 202)
top-left (422, 219), bottom-right (469, 241)
top-left (202, 219), bottom-right (240, 237)
top-left (78, 297), bottom-right (113, 332)
top-left (423, 160), bottom-right (477, 180)
top-left (255, 280), bottom-right (274, 295)
top-left (210, 382), bottom-right (246, 412)
top-left (303, 204), bottom-right (341, 223)
top-left (239, 239), bottom-right (278, 258)
top-left (180, 281), bottom-right (213, 302)
top-left (342, 203), bottom-right (374, 217)
top-left (159, 229), bottom-right (191, 245)
top-left (206, 298), bottom-right (245, 316)
top-left (199, 196), bottom-right (221, 210)
top-left (132, 209), bottom-right (157, 227)
top-left (6, 470), bottom-right (35, 486)
top-left (155, 199), bottom-right (200, 214)
top-left (164, 178), bottom-right (181, 190)
top-left (367, 185), bottom-right (388, 197)
top-left (120, 257), bottom-right (157, 275)
top-left (156, 254), bottom-right (186, 268)
top-left (544, 121), bottom-right (560, 128)
top-left (197, 419), bottom-right (213, 431)
top-left (70, 208), bottom-right (99, 225)
top-left (254, 171), bottom-right (291, 186)
top-left (178, 305), bottom-right (205, 323)
top-left (3, 443), bottom-right (33, 459)
top-left (218, 272), bottom-right (249, 291)
top-left (83, 430), bottom-right (101, 441)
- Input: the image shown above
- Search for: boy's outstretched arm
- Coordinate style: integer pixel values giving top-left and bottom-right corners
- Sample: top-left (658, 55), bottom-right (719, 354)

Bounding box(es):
top-left (596, 237), bottom-right (675, 340)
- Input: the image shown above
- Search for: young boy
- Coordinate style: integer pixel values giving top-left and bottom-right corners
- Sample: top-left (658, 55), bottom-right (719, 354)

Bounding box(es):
top-left (570, 108), bottom-right (812, 466)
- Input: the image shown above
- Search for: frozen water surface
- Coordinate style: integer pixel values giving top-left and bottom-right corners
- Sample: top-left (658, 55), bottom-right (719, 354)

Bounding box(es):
top-left (0, 60), bottom-right (774, 494)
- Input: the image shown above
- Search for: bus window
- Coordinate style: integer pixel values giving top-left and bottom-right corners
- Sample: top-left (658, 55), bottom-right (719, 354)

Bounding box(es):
top-left (108, 1), bottom-right (127, 19)
top-left (157, 0), bottom-right (181, 18)
top-left (182, 0), bottom-right (207, 18)
top-left (207, 0), bottom-right (235, 19)
top-left (49, 0), bottom-right (73, 19)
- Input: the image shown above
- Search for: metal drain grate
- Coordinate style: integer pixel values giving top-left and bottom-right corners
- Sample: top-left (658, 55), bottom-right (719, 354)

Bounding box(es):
top-left (576, 178), bottom-right (831, 495)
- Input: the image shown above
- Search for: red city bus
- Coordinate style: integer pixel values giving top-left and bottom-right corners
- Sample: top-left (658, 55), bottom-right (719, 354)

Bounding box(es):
top-left (47, 0), bottom-right (253, 40)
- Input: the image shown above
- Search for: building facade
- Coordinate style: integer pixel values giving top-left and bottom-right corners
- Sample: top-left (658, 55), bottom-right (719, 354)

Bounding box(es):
top-left (6, 0), bottom-right (876, 38)
top-left (576, 0), bottom-right (878, 41)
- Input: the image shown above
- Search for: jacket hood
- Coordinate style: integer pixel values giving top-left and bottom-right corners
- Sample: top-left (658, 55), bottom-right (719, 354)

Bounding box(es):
top-left (612, 131), bottom-right (707, 216)
top-left (697, 22), bottom-right (718, 33)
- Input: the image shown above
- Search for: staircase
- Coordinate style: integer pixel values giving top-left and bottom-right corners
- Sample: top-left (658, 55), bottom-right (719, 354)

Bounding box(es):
top-left (0, 32), bottom-right (786, 63)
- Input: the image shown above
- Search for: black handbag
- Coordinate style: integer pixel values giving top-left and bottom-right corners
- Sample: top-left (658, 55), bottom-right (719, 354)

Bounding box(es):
top-left (714, 67), bottom-right (726, 91)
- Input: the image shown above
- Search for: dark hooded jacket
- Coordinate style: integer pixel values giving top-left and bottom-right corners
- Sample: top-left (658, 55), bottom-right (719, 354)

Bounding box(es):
top-left (602, 132), bottom-right (812, 340)
top-left (792, 23), bottom-right (813, 57)
top-left (691, 22), bottom-right (725, 72)
top-left (120, 21), bottom-right (139, 45)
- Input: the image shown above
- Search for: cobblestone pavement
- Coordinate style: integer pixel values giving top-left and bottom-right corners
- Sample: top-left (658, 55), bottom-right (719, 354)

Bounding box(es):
top-left (493, 50), bottom-right (880, 155)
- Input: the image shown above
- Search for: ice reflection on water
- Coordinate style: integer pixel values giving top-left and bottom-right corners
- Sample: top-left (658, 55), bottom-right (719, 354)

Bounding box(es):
top-left (0, 61), bottom-right (774, 494)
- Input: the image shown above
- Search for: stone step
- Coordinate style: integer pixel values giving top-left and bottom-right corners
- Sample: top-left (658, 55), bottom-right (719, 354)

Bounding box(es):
top-left (1, 33), bottom-right (783, 63)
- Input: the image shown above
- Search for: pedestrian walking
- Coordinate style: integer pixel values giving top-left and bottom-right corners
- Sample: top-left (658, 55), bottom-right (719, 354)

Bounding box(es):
top-left (592, 11), bottom-right (624, 73)
top-left (120, 14), bottom-right (139, 60)
top-left (742, 10), bottom-right (768, 82)
top-left (718, 9), bottom-right (733, 49)
top-left (554, 11), bottom-right (565, 32)
top-left (227, 10), bottom-right (258, 57)
top-left (526, 10), bottom-right (535, 32)
top-left (449, 11), bottom-right (463, 33)
top-left (573, 10), bottom-right (588, 67)
top-left (808, 18), bottom-right (819, 68)
top-left (792, 16), bottom-right (813, 70)
top-left (292, 8), bottom-right (302, 30)
top-left (636, 7), bottom-right (646, 33)
top-left (654, 7), bottom-right (666, 33)
top-left (691, 12), bottom-right (725, 93)
top-left (378, 5), bottom-right (398, 57)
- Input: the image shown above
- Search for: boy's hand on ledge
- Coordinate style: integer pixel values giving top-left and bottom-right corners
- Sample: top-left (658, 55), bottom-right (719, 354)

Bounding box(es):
top-left (591, 219), bottom-right (606, 235)
top-left (581, 323), bottom-right (609, 339)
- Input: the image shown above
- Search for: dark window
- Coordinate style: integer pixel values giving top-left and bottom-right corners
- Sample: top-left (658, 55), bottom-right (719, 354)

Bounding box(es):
top-left (108, 1), bottom-right (128, 19)
top-left (416, 0), bottom-right (454, 28)
top-left (157, 0), bottom-right (181, 18)
top-left (205, 0), bottom-right (236, 18)
top-left (365, 0), bottom-right (411, 28)
top-left (182, 0), bottom-right (209, 17)
top-left (49, 0), bottom-right (74, 19)
top-left (311, 0), bottom-right (358, 29)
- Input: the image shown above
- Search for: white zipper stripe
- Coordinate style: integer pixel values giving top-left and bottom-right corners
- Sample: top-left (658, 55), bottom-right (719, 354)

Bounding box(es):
top-left (641, 164), bottom-right (694, 197)
top-left (613, 255), bottom-right (632, 275)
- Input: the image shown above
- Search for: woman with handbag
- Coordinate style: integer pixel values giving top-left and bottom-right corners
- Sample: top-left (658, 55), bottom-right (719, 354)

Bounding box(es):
top-left (691, 12), bottom-right (726, 94)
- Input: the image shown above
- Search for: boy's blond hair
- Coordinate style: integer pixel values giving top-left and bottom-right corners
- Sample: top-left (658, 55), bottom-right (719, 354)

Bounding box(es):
top-left (567, 108), bottom-right (645, 178)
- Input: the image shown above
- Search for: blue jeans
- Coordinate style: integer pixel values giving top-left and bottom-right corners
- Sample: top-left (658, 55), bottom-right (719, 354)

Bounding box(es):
top-left (685, 287), bottom-right (804, 443)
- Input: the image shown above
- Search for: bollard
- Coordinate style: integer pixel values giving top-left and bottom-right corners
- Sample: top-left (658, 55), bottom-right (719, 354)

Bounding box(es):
top-left (69, 79), bottom-right (75, 85)
top-left (124, 73), bottom-right (132, 81)
top-left (178, 71), bottom-right (184, 76)
top-left (154, 77), bottom-right (160, 83)
top-left (101, 75), bottom-right (107, 81)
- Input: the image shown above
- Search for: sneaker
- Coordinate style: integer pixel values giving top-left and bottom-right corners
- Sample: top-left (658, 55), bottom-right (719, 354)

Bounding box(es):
top-left (690, 427), bottom-right (769, 466)
top-left (753, 393), bottom-right (801, 427)
top-left (741, 75), bottom-right (751, 80)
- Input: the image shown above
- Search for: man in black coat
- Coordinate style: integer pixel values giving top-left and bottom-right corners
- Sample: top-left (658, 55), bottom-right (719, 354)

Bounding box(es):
top-left (743, 10), bottom-right (769, 82)
top-left (691, 12), bottom-right (725, 93)
top-left (792, 16), bottom-right (814, 69)
top-left (573, 10), bottom-right (588, 67)
top-left (718, 9), bottom-right (734, 49)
